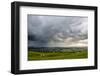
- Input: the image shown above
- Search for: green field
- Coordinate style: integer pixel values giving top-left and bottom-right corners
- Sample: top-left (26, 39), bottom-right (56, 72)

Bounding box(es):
top-left (28, 50), bottom-right (88, 61)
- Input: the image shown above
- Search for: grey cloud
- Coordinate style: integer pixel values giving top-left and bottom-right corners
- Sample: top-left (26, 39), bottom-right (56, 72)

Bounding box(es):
top-left (28, 15), bottom-right (88, 47)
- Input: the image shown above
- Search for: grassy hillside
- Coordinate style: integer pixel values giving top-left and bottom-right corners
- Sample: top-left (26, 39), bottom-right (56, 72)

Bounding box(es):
top-left (28, 50), bottom-right (88, 61)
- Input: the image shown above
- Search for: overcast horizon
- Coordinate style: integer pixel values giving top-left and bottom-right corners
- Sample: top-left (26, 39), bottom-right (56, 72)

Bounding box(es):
top-left (28, 15), bottom-right (88, 47)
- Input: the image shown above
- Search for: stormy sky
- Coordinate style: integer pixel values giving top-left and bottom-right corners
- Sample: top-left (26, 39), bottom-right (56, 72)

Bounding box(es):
top-left (28, 15), bottom-right (88, 47)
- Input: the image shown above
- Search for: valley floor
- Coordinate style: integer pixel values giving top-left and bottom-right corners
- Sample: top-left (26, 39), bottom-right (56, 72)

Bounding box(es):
top-left (28, 50), bottom-right (88, 61)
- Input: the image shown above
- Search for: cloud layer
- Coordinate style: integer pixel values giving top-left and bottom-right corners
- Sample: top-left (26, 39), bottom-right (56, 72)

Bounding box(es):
top-left (28, 15), bottom-right (88, 47)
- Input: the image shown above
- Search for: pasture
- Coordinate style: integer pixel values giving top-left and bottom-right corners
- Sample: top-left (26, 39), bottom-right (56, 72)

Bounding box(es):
top-left (28, 48), bottom-right (88, 61)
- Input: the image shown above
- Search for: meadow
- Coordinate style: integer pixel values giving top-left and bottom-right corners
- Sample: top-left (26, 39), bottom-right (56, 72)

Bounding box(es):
top-left (28, 48), bottom-right (88, 61)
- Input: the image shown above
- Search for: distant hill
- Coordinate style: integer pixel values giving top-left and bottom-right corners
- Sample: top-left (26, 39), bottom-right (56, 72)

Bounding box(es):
top-left (28, 47), bottom-right (87, 52)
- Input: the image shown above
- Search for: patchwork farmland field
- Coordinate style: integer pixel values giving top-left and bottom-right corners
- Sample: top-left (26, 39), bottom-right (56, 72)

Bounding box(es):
top-left (28, 47), bottom-right (88, 61)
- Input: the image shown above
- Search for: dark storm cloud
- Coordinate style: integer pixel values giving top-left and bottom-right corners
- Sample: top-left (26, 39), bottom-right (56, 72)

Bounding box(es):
top-left (28, 15), bottom-right (88, 47)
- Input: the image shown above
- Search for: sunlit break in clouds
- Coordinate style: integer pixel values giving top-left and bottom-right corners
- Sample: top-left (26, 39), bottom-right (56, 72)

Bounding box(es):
top-left (28, 15), bottom-right (88, 47)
